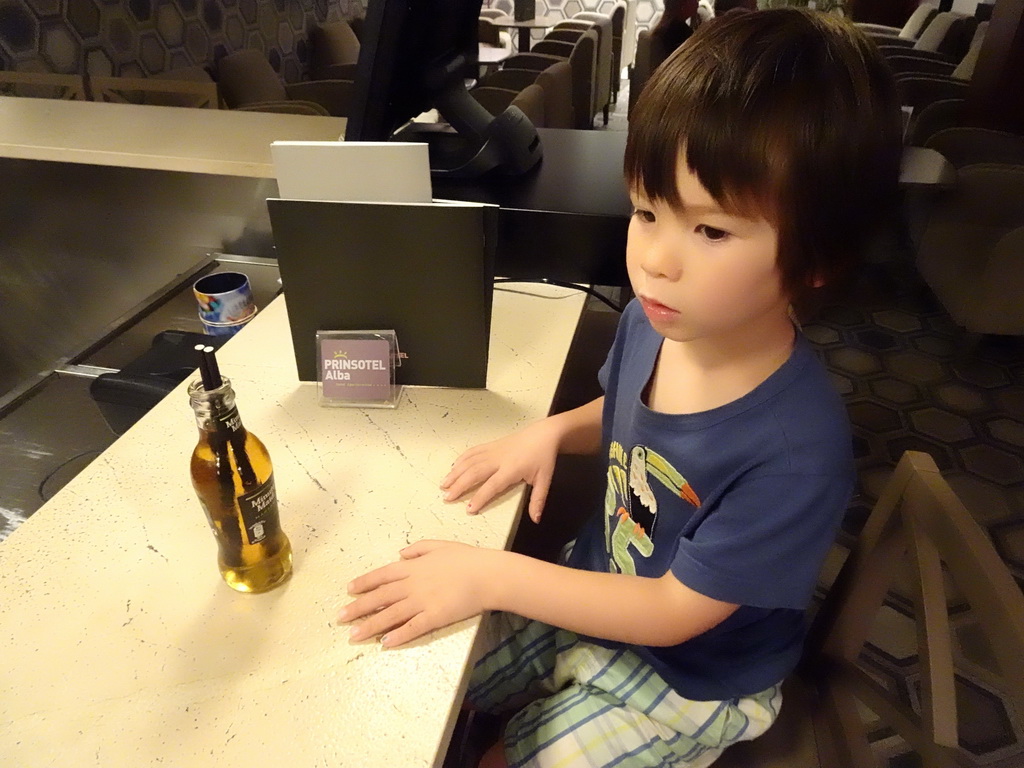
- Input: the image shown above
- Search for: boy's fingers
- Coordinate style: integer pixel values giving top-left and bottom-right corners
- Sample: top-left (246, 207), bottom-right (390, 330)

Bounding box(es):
top-left (338, 579), bottom-right (402, 623)
top-left (466, 479), bottom-right (505, 514)
top-left (350, 600), bottom-right (420, 642)
top-left (442, 460), bottom-right (499, 502)
top-left (441, 445), bottom-right (491, 488)
top-left (527, 468), bottom-right (554, 523)
top-left (466, 473), bottom-right (515, 514)
top-left (400, 540), bottom-right (443, 559)
top-left (380, 611), bottom-right (433, 648)
top-left (347, 560), bottom-right (406, 595)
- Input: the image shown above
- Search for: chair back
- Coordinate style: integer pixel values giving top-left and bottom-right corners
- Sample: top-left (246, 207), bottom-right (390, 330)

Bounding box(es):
top-left (951, 21), bottom-right (987, 80)
top-left (572, 11), bottom-right (620, 77)
top-left (0, 71), bottom-right (87, 100)
top-left (532, 60), bottom-right (573, 129)
top-left (488, 60), bottom-right (572, 128)
top-left (629, 23), bottom-right (677, 116)
top-left (606, 3), bottom-right (627, 95)
top-left (629, 27), bottom-right (652, 116)
top-left (472, 82), bottom-right (545, 128)
top-left (217, 49), bottom-right (287, 108)
top-left (914, 11), bottom-right (976, 59)
top-left (532, 39), bottom-right (574, 58)
top-left (719, 451), bottom-right (1024, 767)
top-left (621, 0), bottom-right (638, 68)
top-left (902, 3), bottom-right (940, 39)
top-left (545, 28), bottom-right (585, 45)
top-left (906, 97), bottom-right (967, 146)
top-left (575, 8), bottom-right (625, 78)
top-left (348, 15), bottom-right (365, 42)
top-left (480, 68), bottom-right (539, 91)
top-left (501, 53), bottom-right (564, 72)
top-left (309, 21), bottom-right (361, 80)
top-left (561, 15), bottom-right (613, 117)
top-left (566, 29), bottom-right (598, 129)
top-left (811, 451), bottom-right (1024, 765)
top-left (478, 17), bottom-right (502, 46)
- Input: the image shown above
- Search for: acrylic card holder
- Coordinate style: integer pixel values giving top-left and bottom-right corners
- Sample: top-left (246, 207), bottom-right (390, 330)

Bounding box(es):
top-left (316, 330), bottom-right (403, 408)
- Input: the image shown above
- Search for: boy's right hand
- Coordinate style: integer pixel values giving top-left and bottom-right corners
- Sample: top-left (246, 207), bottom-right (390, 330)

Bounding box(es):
top-left (440, 419), bottom-right (561, 523)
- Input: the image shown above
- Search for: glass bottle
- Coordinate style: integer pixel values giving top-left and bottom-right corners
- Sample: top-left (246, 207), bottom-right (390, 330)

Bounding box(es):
top-left (188, 377), bottom-right (292, 593)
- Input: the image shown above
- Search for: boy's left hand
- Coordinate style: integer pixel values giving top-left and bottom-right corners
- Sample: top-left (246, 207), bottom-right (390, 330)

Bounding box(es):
top-left (337, 541), bottom-right (499, 648)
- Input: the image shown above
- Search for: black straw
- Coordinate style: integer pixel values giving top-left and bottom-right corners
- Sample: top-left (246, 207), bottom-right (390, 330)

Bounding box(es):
top-left (195, 344), bottom-right (213, 389)
top-left (203, 346), bottom-right (222, 389)
top-left (196, 344), bottom-right (222, 390)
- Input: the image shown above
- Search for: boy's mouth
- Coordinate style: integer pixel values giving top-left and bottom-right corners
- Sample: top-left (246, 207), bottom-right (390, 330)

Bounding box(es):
top-left (638, 295), bottom-right (679, 321)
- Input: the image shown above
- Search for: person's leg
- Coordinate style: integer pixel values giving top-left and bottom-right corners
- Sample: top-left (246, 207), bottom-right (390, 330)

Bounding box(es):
top-left (467, 612), bottom-right (576, 716)
top-left (477, 740), bottom-right (509, 768)
top-left (501, 642), bottom-right (782, 767)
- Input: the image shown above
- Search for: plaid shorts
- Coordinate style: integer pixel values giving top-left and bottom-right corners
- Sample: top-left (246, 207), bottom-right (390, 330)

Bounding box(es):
top-left (467, 612), bottom-right (782, 768)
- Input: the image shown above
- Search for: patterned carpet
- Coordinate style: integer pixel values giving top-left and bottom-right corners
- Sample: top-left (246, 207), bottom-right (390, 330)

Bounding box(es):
top-left (805, 259), bottom-right (1024, 768)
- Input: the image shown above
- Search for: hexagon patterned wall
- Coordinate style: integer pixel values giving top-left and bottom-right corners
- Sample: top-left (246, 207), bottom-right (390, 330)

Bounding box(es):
top-left (0, 0), bottom-right (367, 82)
top-left (0, 0), bottom-right (663, 81)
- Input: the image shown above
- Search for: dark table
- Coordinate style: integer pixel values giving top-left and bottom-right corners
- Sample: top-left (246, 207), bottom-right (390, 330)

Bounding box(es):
top-left (433, 128), bottom-right (631, 286)
top-left (431, 129), bottom-right (950, 289)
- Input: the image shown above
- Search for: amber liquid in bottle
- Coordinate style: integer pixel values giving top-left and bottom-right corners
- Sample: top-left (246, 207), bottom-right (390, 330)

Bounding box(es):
top-left (189, 378), bottom-right (292, 593)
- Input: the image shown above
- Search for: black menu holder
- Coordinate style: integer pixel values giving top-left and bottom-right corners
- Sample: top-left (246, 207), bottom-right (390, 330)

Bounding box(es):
top-left (266, 199), bottom-right (497, 389)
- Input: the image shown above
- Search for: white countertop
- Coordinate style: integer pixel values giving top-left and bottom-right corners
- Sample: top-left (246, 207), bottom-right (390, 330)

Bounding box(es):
top-left (0, 285), bottom-right (587, 767)
top-left (0, 96), bottom-right (347, 177)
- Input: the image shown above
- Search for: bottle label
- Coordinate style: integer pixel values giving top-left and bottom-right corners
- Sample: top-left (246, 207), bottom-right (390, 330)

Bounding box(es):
top-left (217, 406), bottom-right (243, 433)
top-left (237, 475), bottom-right (279, 545)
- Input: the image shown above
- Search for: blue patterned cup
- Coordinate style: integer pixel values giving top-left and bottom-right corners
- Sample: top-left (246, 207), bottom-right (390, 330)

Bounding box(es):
top-left (199, 305), bottom-right (257, 336)
top-left (193, 271), bottom-right (255, 324)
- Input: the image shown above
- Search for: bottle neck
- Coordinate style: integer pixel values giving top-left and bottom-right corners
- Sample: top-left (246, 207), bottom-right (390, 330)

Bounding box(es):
top-left (188, 378), bottom-right (244, 435)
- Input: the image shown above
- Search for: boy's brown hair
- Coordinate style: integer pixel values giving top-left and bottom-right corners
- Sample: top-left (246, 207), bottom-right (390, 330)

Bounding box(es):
top-left (625, 8), bottom-right (903, 306)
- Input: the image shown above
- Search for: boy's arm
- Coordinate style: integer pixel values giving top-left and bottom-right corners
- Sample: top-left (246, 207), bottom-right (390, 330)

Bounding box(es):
top-left (441, 397), bottom-right (604, 521)
top-left (491, 551), bottom-right (738, 647)
top-left (342, 542), bottom-right (737, 649)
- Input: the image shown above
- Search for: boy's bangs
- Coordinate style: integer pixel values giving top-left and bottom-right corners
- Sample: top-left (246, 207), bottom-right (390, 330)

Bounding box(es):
top-left (625, 75), bottom-right (783, 225)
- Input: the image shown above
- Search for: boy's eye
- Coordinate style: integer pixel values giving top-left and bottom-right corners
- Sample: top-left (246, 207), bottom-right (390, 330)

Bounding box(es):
top-left (697, 225), bottom-right (729, 242)
top-left (631, 208), bottom-right (655, 223)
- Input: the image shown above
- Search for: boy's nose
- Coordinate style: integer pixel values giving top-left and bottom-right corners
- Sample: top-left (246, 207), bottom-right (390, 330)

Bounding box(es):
top-left (640, 237), bottom-right (682, 281)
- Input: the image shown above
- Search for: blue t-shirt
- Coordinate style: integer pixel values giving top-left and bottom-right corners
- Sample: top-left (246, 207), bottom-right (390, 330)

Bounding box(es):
top-left (566, 300), bottom-right (854, 700)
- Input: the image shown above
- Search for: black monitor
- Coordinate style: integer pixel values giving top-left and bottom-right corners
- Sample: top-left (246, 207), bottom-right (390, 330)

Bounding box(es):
top-left (343, 0), bottom-right (543, 178)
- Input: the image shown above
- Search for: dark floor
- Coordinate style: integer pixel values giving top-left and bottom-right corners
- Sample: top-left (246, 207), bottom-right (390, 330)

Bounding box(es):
top-left (0, 257), bottom-right (282, 540)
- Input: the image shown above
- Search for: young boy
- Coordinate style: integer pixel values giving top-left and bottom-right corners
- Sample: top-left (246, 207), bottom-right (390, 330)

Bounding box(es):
top-left (339, 9), bottom-right (903, 767)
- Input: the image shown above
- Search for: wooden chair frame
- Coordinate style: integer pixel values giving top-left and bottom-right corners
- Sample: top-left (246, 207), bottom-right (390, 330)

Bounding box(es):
top-left (87, 75), bottom-right (220, 109)
top-left (0, 71), bottom-right (87, 100)
top-left (813, 451), bottom-right (1024, 767)
top-left (719, 451), bottom-right (1024, 767)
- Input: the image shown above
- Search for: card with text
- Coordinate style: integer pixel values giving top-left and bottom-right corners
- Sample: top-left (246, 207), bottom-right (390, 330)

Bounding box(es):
top-left (316, 330), bottom-right (402, 408)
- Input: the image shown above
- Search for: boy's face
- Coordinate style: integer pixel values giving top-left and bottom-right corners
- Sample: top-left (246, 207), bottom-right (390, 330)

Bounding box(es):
top-left (627, 157), bottom-right (788, 346)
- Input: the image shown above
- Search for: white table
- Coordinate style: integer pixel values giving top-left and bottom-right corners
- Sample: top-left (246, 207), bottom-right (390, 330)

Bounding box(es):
top-left (0, 96), bottom-right (347, 177)
top-left (487, 14), bottom-right (561, 52)
top-left (0, 285), bottom-right (586, 767)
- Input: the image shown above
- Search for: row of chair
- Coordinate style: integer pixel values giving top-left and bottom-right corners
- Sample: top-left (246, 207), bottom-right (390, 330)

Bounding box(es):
top-left (0, 20), bottom-right (363, 117)
top-left (861, 7), bottom-right (1024, 336)
top-left (471, 5), bottom-right (627, 130)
